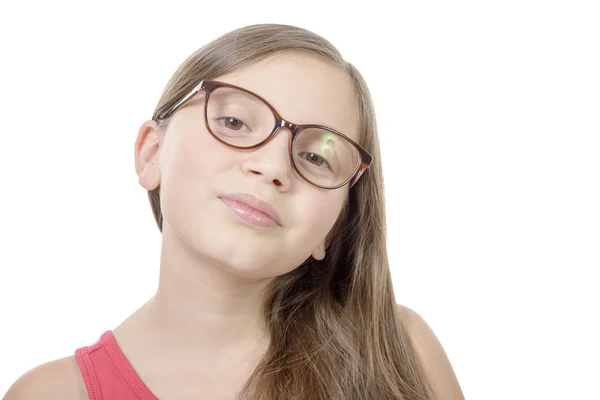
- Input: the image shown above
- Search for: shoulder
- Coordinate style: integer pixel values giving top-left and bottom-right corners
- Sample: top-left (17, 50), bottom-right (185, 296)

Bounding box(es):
top-left (3, 356), bottom-right (88, 400)
top-left (396, 304), bottom-right (439, 346)
top-left (396, 304), bottom-right (465, 400)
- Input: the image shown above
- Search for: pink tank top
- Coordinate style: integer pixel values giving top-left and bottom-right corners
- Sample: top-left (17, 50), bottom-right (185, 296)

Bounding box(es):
top-left (74, 330), bottom-right (159, 400)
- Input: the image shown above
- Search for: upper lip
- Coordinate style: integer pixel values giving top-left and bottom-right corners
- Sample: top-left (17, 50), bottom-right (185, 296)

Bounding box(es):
top-left (219, 193), bottom-right (282, 226)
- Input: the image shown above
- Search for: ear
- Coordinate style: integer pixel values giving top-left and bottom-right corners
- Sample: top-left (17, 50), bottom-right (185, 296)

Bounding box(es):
top-left (311, 240), bottom-right (326, 261)
top-left (134, 120), bottom-right (163, 190)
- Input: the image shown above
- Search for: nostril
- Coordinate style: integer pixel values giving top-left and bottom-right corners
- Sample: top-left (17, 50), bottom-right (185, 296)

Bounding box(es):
top-left (248, 169), bottom-right (284, 187)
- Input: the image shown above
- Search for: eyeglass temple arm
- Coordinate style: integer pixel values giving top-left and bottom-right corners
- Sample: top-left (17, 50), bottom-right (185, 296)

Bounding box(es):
top-left (349, 166), bottom-right (367, 188)
top-left (157, 81), bottom-right (204, 121)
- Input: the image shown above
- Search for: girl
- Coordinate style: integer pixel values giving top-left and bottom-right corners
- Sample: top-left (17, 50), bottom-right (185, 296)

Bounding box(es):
top-left (5, 24), bottom-right (463, 400)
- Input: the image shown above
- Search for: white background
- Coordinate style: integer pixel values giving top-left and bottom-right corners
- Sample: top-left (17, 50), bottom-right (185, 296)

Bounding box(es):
top-left (1, 1), bottom-right (598, 399)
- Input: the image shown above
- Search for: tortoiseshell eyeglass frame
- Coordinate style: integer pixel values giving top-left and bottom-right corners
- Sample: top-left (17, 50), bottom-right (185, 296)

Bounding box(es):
top-left (154, 80), bottom-right (373, 189)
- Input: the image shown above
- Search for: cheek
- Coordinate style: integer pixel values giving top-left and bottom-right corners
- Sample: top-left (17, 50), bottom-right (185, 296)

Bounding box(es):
top-left (160, 126), bottom-right (234, 218)
top-left (294, 192), bottom-right (346, 244)
top-left (173, 126), bottom-right (236, 184)
top-left (159, 126), bottom-right (243, 255)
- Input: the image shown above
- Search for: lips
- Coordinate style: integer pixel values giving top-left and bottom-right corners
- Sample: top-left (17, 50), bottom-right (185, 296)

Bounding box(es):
top-left (218, 193), bottom-right (282, 226)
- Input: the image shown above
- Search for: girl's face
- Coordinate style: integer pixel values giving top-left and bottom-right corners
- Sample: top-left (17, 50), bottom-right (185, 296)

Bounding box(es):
top-left (136, 52), bottom-right (361, 279)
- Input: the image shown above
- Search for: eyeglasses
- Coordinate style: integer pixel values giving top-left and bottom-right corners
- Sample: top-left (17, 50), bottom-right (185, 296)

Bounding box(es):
top-left (154, 80), bottom-right (373, 189)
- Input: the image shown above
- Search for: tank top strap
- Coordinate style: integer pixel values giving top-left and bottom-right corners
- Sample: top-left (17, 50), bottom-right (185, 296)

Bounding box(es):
top-left (75, 330), bottom-right (158, 400)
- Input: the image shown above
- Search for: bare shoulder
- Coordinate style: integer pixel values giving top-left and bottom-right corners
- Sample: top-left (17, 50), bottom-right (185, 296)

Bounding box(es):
top-left (396, 304), bottom-right (465, 400)
top-left (3, 356), bottom-right (88, 400)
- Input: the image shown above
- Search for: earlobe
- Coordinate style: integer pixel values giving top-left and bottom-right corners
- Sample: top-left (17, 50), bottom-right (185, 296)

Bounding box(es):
top-left (134, 120), bottom-right (163, 190)
top-left (312, 241), bottom-right (326, 261)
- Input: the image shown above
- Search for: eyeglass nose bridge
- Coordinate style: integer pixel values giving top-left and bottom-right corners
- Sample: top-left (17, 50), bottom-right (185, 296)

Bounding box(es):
top-left (272, 118), bottom-right (307, 143)
top-left (262, 118), bottom-right (302, 169)
top-left (277, 118), bottom-right (299, 132)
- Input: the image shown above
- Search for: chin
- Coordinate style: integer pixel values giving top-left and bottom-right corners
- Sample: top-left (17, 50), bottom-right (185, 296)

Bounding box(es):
top-left (216, 256), bottom-right (281, 281)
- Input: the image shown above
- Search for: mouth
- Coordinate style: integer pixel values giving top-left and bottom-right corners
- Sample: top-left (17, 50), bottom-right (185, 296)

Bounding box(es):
top-left (219, 193), bottom-right (282, 228)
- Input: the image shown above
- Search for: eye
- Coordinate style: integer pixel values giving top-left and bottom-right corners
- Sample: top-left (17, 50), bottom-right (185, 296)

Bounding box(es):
top-left (298, 152), bottom-right (331, 169)
top-left (219, 117), bottom-right (250, 132)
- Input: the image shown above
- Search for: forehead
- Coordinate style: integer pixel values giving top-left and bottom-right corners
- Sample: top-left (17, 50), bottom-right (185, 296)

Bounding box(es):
top-left (213, 52), bottom-right (360, 142)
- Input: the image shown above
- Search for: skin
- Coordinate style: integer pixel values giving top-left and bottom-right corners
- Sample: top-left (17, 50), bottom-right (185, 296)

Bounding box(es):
top-left (3, 52), bottom-right (464, 400)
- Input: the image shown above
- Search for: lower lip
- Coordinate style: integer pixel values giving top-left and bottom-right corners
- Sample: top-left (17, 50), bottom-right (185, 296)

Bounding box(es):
top-left (220, 198), bottom-right (280, 228)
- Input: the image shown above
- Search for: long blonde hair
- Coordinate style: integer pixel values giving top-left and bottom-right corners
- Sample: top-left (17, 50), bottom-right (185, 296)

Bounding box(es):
top-left (148, 24), bottom-right (435, 400)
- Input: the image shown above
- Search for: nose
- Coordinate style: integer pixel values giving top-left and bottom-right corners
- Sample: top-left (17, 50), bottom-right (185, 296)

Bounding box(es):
top-left (241, 128), bottom-right (293, 191)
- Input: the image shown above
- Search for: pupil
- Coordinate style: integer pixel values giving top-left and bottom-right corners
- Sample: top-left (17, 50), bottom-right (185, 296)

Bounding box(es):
top-left (307, 153), bottom-right (324, 166)
top-left (227, 118), bottom-right (240, 129)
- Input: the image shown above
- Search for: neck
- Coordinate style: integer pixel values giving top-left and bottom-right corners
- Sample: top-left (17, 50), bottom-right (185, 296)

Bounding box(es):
top-left (116, 222), bottom-right (273, 365)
